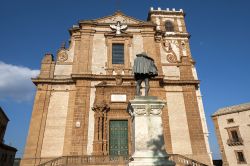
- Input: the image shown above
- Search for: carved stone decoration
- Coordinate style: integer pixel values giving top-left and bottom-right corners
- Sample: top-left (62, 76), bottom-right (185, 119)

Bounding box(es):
top-left (166, 54), bottom-right (177, 63)
top-left (161, 40), bottom-right (178, 63)
top-left (163, 41), bottom-right (172, 53)
top-left (131, 103), bottom-right (164, 116)
top-left (110, 21), bottom-right (128, 35)
top-left (162, 40), bottom-right (178, 52)
top-left (92, 102), bottom-right (110, 155)
top-left (57, 50), bottom-right (68, 62)
top-left (115, 75), bottom-right (123, 85)
top-left (129, 96), bottom-right (165, 116)
top-left (154, 35), bottom-right (162, 43)
top-left (92, 102), bottom-right (109, 113)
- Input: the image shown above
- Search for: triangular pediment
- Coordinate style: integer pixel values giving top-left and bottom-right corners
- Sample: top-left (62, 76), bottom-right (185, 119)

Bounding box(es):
top-left (95, 11), bottom-right (145, 24)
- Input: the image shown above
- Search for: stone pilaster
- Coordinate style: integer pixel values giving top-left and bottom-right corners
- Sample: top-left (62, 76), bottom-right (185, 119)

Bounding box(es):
top-left (92, 103), bottom-right (110, 155)
top-left (182, 85), bottom-right (212, 165)
top-left (71, 80), bottom-right (91, 155)
top-left (212, 116), bottom-right (229, 166)
top-left (179, 56), bottom-right (194, 80)
top-left (77, 29), bottom-right (94, 74)
top-left (20, 84), bottom-right (52, 166)
top-left (62, 90), bottom-right (76, 155)
top-left (39, 53), bottom-right (55, 79)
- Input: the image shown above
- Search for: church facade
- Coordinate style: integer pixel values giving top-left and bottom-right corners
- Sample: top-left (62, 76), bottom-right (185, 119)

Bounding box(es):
top-left (21, 8), bottom-right (212, 166)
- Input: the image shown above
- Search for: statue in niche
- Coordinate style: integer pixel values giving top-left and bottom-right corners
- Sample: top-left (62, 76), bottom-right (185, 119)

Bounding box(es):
top-left (132, 52), bottom-right (158, 96)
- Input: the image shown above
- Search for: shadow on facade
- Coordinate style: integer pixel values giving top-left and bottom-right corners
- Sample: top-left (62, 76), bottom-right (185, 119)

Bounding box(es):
top-left (146, 134), bottom-right (175, 166)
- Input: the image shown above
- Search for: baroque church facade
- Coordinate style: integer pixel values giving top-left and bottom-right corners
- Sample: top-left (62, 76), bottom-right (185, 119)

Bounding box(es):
top-left (21, 8), bottom-right (213, 166)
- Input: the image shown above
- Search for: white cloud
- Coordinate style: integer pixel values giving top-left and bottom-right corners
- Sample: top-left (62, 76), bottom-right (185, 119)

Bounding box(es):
top-left (0, 61), bottom-right (40, 102)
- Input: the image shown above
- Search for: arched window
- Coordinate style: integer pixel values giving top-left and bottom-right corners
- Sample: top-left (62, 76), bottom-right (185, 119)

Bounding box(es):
top-left (165, 21), bottom-right (174, 32)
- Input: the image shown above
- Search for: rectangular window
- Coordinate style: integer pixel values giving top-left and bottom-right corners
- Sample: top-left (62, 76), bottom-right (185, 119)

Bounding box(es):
top-left (112, 44), bottom-right (124, 64)
top-left (236, 151), bottom-right (246, 164)
top-left (231, 130), bottom-right (239, 142)
top-left (226, 127), bottom-right (243, 146)
top-left (227, 118), bottom-right (234, 123)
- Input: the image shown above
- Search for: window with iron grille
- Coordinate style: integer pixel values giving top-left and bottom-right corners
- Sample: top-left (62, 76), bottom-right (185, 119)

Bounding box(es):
top-left (112, 44), bottom-right (124, 64)
top-left (226, 127), bottom-right (243, 146)
top-left (165, 21), bottom-right (175, 32)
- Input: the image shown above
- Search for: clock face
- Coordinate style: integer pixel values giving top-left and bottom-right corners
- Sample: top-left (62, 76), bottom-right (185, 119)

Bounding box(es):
top-left (57, 51), bottom-right (68, 62)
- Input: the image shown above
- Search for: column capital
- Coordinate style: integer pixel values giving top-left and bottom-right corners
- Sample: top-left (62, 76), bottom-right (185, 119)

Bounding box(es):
top-left (129, 96), bottom-right (166, 116)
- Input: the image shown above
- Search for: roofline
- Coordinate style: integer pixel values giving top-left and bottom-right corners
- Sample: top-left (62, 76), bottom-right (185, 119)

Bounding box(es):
top-left (212, 102), bottom-right (250, 117)
top-left (0, 143), bottom-right (17, 152)
top-left (147, 8), bottom-right (185, 21)
top-left (90, 10), bottom-right (147, 24)
top-left (0, 107), bottom-right (9, 121)
top-left (212, 108), bottom-right (250, 117)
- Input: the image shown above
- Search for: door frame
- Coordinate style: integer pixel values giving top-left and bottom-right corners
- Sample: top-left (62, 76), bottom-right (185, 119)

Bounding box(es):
top-left (107, 117), bottom-right (132, 156)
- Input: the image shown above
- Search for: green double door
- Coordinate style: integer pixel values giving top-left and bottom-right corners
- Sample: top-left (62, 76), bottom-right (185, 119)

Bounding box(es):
top-left (109, 120), bottom-right (128, 156)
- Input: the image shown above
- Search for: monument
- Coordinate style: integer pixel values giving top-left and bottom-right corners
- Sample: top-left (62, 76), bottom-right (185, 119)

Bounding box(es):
top-left (129, 54), bottom-right (175, 165)
top-left (133, 52), bottom-right (158, 96)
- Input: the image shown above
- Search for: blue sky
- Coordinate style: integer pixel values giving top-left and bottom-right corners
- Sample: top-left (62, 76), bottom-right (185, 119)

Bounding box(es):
top-left (0, 0), bottom-right (250, 159)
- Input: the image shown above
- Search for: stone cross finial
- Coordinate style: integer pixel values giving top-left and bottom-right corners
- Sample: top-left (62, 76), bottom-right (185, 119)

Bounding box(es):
top-left (110, 21), bottom-right (127, 35)
top-left (61, 42), bottom-right (66, 49)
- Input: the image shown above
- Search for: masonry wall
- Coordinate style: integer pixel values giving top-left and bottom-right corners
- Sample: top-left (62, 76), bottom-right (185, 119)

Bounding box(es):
top-left (216, 110), bottom-right (250, 166)
top-left (21, 10), bottom-right (213, 166)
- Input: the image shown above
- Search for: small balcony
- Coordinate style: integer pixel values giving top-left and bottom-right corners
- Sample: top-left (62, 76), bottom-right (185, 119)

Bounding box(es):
top-left (227, 137), bottom-right (244, 146)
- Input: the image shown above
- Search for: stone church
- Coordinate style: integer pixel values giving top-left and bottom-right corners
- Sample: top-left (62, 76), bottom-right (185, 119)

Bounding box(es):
top-left (21, 8), bottom-right (213, 166)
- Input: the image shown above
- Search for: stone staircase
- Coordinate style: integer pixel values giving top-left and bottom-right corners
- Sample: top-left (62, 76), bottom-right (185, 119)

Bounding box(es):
top-left (38, 154), bottom-right (207, 166)
top-left (168, 154), bottom-right (208, 166)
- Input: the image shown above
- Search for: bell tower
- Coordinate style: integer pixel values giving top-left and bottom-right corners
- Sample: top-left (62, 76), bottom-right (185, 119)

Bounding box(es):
top-left (148, 7), bottom-right (212, 164)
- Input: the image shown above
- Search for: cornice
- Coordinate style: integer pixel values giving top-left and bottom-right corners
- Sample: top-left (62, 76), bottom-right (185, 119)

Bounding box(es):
top-left (148, 10), bottom-right (185, 21)
top-left (68, 27), bottom-right (80, 35)
top-left (32, 78), bottom-right (75, 85)
top-left (78, 20), bottom-right (98, 25)
top-left (71, 74), bottom-right (133, 80)
top-left (71, 74), bottom-right (166, 81)
top-left (104, 32), bottom-right (133, 38)
top-left (162, 79), bottom-right (200, 85)
top-left (94, 11), bottom-right (145, 22)
top-left (32, 75), bottom-right (199, 86)
top-left (164, 32), bottom-right (190, 38)
top-left (79, 22), bottom-right (155, 27)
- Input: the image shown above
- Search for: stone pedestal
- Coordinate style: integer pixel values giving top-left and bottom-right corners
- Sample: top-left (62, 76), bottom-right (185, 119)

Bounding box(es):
top-left (128, 96), bottom-right (175, 166)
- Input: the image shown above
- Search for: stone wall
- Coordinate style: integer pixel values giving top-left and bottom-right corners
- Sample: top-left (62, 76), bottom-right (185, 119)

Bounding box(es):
top-left (41, 91), bottom-right (69, 157)
top-left (21, 9), bottom-right (213, 166)
top-left (216, 110), bottom-right (250, 165)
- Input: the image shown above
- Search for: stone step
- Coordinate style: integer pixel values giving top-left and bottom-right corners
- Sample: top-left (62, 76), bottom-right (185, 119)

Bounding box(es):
top-left (38, 154), bottom-right (208, 166)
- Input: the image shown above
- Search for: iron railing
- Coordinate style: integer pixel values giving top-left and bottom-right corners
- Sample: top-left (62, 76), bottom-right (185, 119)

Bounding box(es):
top-left (227, 137), bottom-right (243, 146)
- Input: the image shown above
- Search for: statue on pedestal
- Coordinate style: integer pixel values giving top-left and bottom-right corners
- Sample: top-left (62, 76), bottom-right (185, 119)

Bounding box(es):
top-left (132, 52), bottom-right (158, 96)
